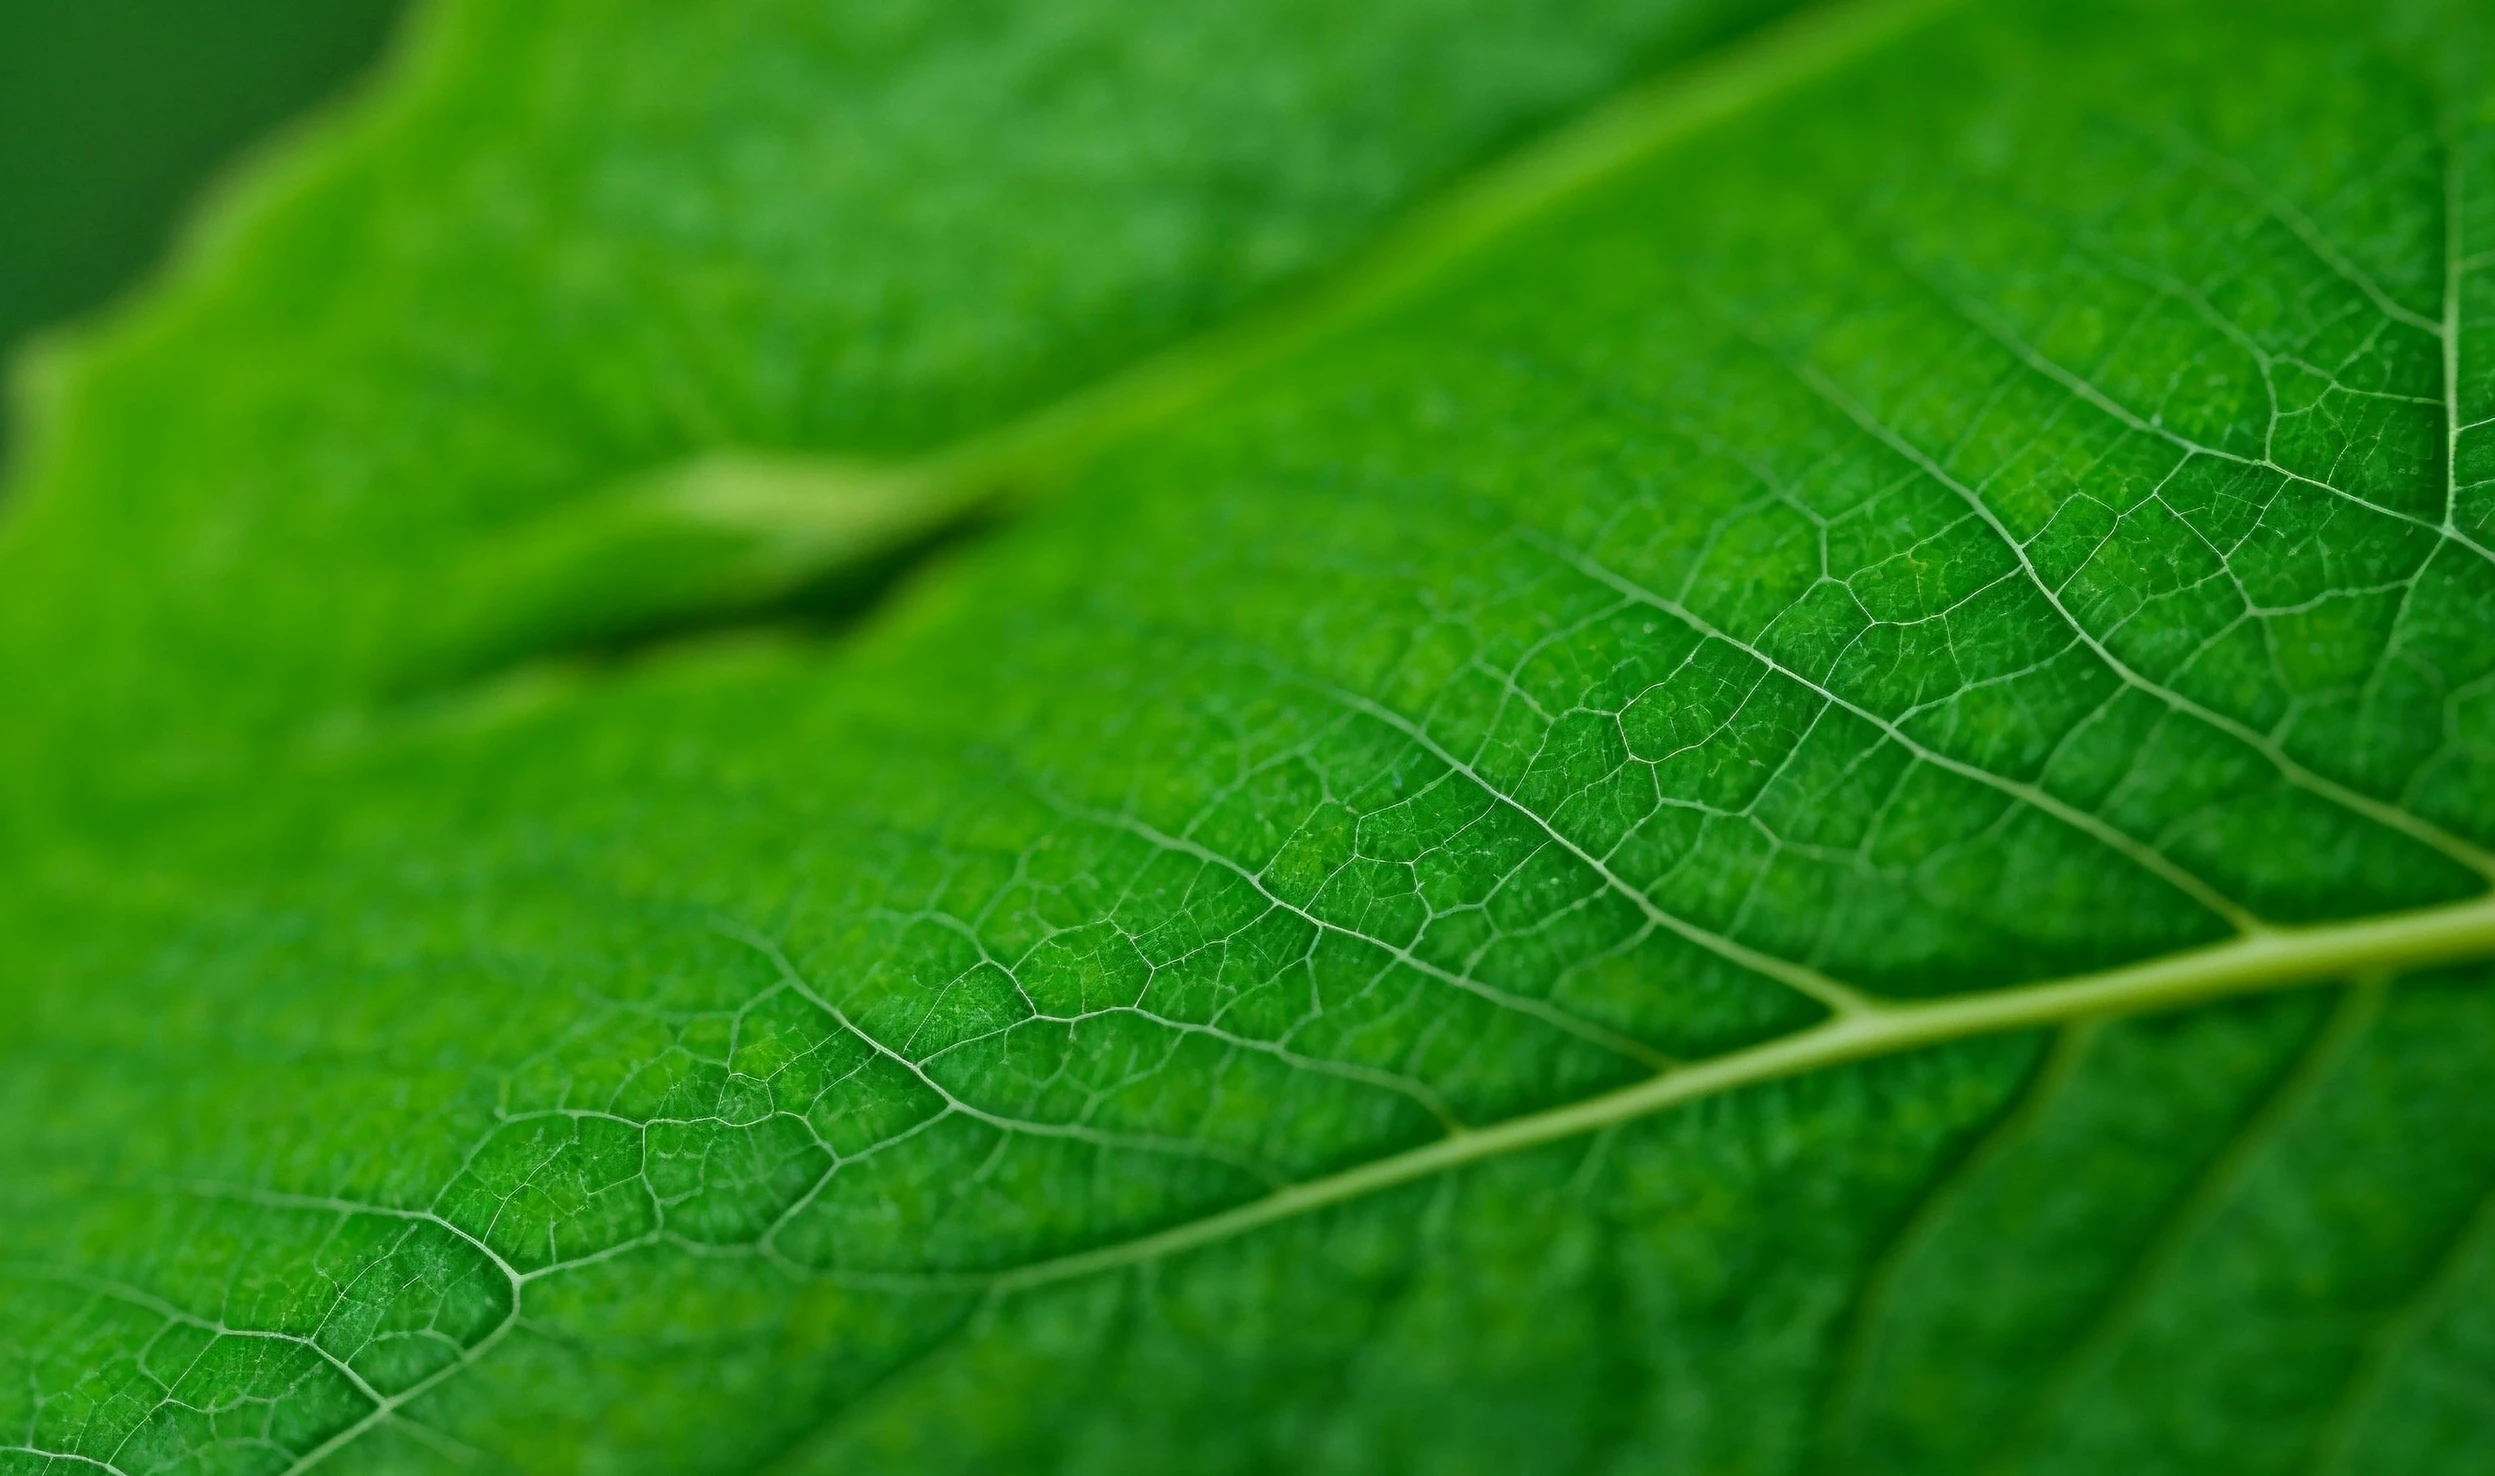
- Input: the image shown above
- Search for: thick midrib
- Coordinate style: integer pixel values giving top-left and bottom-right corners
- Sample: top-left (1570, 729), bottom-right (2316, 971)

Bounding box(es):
top-left (906, 0), bottom-right (1971, 500)
top-left (14, 6), bottom-right (2000, 1472)
top-left (161, 892), bottom-right (2495, 1476)
top-left (74, 0), bottom-right (2484, 1467)
top-left (507, 0), bottom-right (1972, 640)
top-left (968, 890), bottom-right (2495, 1296)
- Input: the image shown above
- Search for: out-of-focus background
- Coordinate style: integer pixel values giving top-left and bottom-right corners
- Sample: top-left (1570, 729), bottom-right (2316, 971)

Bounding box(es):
top-left (0, 0), bottom-right (403, 460)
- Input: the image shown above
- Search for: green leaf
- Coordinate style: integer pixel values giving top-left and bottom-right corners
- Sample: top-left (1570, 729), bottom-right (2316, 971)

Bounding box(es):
top-left (6, 0), bottom-right (2495, 1472)
top-left (0, 0), bottom-right (1799, 805)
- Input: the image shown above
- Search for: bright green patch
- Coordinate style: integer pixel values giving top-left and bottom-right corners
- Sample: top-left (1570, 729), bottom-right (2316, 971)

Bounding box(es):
top-left (5, 0), bottom-right (2495, 1472)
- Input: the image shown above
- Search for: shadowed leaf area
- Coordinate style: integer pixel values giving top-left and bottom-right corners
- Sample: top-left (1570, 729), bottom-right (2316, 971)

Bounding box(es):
top-left (5, 0), bottom-right (2495, 1472)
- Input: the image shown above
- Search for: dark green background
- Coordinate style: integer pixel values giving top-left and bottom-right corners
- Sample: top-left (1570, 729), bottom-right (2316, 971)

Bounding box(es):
top-left (0, 0), bottom-right (403, 460)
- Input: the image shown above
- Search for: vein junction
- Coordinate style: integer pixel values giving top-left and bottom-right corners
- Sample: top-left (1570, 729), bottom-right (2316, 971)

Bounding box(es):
top-left (17, 0), bottom-right (2495, 1469)
top-left (978, 890), bottom-right (2495, 1294)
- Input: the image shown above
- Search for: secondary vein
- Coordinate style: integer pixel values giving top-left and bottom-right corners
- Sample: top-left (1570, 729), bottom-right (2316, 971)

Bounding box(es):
top-left (973, 890), bottom-right (2495, 1297)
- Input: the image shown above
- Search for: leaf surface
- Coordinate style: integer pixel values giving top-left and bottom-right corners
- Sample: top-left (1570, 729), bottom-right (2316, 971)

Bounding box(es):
top-left (6, 0), bottom-right (2495, 1473)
